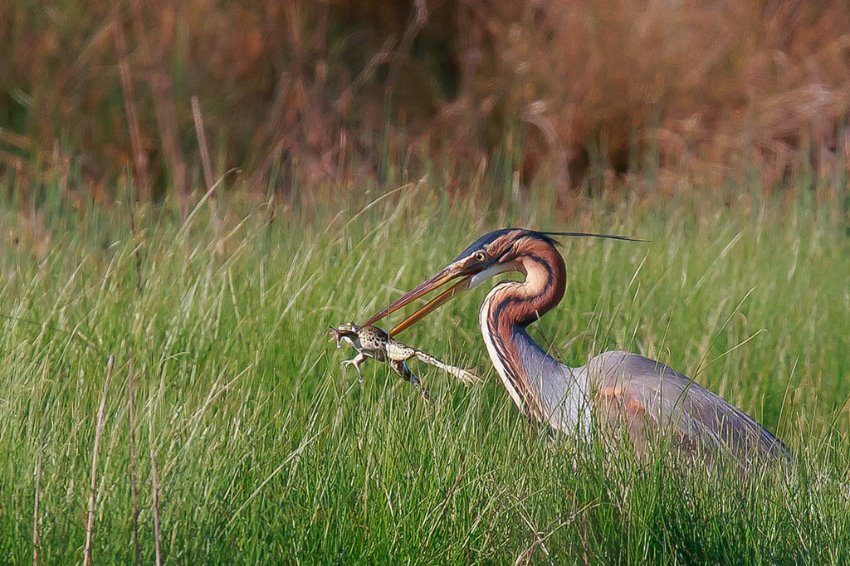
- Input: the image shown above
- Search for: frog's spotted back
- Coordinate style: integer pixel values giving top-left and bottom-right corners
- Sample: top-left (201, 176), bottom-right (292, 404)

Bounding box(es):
top-left (357, 326), bottom-right (389, 352)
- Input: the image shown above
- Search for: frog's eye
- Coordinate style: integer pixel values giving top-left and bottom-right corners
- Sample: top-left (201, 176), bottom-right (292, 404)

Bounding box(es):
top-left (474, 251), bottom-right (487, 262)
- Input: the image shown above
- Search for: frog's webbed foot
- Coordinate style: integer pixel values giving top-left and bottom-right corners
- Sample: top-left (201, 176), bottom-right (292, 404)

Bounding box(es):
top-left (341, 352), bottom-right (368, 383)
top-left (390, 359), bottom-right (430, 401)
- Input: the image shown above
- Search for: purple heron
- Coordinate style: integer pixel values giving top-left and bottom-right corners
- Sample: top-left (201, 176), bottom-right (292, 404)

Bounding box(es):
top-left (363, 228), bottom-right (789, 464)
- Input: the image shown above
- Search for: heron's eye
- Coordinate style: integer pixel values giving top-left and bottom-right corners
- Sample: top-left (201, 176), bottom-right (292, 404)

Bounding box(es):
top-left (474, 251), bottom-right (487, 262)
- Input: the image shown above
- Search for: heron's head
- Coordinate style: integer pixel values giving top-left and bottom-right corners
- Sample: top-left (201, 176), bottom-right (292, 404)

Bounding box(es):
top-left (362, 228), bottom-right (638, 335)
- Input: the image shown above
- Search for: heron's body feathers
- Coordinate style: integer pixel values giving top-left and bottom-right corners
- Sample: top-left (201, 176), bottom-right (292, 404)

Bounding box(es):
top-left (583, 351), bottom-right (789, 462)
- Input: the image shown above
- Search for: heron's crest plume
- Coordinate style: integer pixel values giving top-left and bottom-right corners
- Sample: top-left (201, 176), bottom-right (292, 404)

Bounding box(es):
top-left (453, 228), bottom-right (643, 262)
top-left (537, 231), bottom-right (645, 244)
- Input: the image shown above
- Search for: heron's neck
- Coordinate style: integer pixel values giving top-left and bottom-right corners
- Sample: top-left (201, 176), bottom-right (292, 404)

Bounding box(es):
top-left (479, 242), bottom-right (575, 421)
top-left (494, 241), bottom-right (566, 327)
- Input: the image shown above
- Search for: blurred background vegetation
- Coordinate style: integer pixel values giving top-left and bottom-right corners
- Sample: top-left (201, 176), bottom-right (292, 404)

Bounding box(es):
top-left (1, 0), bottom-right (849, 212)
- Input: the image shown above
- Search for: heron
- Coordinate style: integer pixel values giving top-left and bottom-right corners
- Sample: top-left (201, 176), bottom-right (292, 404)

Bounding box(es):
top-left (362, 228), bottom-right (789, 464)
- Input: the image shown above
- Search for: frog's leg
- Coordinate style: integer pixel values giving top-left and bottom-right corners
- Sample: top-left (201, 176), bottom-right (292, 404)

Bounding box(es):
top-left (341, 352), bottom-right (368, 383)
top-left (389, 358), bottom-right (413, 382)
top-left (386, 337), bottom-right (480, 386)
top-left (385, 339), bottom-right (416, 363)
top-left (413, 350), bottom-right (481, 385)
top-left (390, 359), bottom-right (430, 401)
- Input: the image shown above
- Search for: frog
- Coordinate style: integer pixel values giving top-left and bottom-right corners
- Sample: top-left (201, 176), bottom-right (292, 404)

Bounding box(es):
top-left (330, 322), bottom-right (481, 398)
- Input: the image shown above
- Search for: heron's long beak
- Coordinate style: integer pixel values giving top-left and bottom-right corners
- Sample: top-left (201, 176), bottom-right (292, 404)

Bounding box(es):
top-left (361, 264), bottom-right (474, 336)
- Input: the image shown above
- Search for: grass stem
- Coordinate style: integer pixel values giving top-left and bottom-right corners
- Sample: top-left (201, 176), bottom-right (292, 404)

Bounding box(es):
top-left (83, 355), bottom-right (114, 566)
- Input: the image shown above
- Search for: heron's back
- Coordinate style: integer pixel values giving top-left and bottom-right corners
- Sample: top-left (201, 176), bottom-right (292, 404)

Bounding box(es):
top-left (585, 350), bottom-right (790, 464)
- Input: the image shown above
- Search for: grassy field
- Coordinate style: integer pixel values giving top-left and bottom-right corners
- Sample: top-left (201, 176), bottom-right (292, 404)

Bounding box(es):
top-left (0, 183), bottom-right (849, 564)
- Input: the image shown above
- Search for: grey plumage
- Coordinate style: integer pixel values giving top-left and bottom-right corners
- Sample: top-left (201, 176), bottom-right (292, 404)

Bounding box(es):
top-left (583, 351), bottom-right (789, 463)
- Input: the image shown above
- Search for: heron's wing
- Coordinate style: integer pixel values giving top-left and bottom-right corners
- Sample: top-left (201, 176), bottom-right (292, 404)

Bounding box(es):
top-left (586, 351), bottom-right (789, 463)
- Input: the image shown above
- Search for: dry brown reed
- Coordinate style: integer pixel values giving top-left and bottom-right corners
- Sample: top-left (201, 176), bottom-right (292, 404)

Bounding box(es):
top-left (113, 12), bottom-right (149, 200)
top-left (1, 0), bottom-right (848, 205)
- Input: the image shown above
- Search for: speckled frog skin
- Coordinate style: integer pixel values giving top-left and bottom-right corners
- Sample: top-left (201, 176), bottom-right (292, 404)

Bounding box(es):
top-left (331, 323), bottom-right (480, 398)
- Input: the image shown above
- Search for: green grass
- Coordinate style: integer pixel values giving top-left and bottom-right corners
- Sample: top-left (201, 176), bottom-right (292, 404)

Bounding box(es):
top-left (0, 183), bottom-right (849, 564)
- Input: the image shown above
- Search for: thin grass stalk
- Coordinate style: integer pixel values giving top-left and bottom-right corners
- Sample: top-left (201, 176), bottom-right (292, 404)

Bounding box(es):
top-left (83, 355), bottom-right (114, 566)
top-left (124, 178), bottom-right (144, 291)
top-left (128, 359), bottom-right (141, 566)
top-left (151, 449), bottom-right (162, 566)
top-left (580, 513), bottom-right (590, 566)
top-left (32, 430), bottom-right (42, 566)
